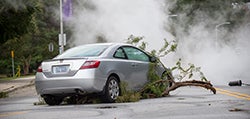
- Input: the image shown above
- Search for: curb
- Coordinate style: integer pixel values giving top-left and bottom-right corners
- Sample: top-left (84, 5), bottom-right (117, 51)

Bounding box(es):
top-left (1, 79), bottom-right (35, 94)
top-left (7, 80), bottom-right (35, 93)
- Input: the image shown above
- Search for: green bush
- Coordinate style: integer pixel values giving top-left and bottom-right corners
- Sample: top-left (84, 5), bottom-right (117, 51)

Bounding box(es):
top-left (0, 92), bottom-right (8, 98)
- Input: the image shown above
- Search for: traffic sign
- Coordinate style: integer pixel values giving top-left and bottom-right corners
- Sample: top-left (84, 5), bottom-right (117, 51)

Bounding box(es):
top-left (11, 50), bottom-right (14, 58)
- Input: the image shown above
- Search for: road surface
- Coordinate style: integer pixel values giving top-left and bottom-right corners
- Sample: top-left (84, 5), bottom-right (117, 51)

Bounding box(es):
top-left (0, 85), bottom-right (249, 119)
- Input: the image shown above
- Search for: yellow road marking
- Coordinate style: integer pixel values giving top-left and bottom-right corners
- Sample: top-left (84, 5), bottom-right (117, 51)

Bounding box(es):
top-left (0, 111), bottom-right (28, 117)
top-left (215, 88), bottom-right (250, 101)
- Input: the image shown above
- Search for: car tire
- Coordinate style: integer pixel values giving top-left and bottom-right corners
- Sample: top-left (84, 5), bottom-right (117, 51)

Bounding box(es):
top-left (102, 75), bottom-right (120, 103)
top-left (43, 95), bottom-right (63, 106)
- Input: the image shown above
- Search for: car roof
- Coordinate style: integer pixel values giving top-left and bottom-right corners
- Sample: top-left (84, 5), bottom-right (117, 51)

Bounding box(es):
top-left (82, 42), bottom-right (132, 46)
top-left (73, 42), bottom-right (134, 49)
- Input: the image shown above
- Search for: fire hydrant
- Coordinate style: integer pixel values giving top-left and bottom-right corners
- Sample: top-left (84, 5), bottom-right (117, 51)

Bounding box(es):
top-left (15, 65), bottom-right (21, 77)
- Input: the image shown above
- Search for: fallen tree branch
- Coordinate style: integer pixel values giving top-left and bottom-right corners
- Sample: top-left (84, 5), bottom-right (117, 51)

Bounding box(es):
top-left (162, 80), bottom-right (216, 96)
top-left (139, 79), bottom-right (169, 93)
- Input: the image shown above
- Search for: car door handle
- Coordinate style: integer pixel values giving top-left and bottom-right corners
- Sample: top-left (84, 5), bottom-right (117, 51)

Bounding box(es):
top-left (131, 63), bottom-right (138, 67)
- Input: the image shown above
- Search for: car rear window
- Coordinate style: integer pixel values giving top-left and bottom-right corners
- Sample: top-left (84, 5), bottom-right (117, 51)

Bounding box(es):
top-left (55, 44), bottom-right (110, 58)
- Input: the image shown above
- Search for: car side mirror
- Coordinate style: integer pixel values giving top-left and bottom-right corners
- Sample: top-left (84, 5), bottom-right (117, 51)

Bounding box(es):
top-left (150, 57), bottom-right (157, 63)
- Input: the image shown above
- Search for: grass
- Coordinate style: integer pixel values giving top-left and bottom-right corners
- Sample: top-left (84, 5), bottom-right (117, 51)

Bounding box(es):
top-left (0, 74), bottom-right (35, 81)
top-left (0, 92), bottom-right (8, 98)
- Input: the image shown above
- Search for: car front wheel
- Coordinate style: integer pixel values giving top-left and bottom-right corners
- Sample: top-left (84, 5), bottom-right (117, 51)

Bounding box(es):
top-left (102, 76), bottom-right (120, 103)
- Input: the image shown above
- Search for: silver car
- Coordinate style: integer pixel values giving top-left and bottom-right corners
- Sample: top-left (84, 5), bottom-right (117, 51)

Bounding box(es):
top-left (35, 43), bottom-right (167, 105)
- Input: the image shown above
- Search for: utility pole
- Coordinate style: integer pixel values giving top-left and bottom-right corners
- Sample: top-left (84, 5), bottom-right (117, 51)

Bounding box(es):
top-left (59, 0), bottom-right (65, 54)
top-left (11, 51), bottom-right (15, 77)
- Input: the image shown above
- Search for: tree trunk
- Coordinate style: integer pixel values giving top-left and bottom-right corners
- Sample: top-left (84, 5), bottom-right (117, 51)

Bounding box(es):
top-left (162, 80), bottom-right (216, 96)
top-left (22, 55), bottom-right (31, 75)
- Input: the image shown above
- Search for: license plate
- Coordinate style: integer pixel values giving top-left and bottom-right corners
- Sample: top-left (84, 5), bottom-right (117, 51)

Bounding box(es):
top-left (52, 65), bottom-right (69, 74)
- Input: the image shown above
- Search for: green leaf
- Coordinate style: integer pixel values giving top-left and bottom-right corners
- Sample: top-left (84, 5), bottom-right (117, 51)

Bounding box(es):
top-left (188, 73), bottom-right (193, 79)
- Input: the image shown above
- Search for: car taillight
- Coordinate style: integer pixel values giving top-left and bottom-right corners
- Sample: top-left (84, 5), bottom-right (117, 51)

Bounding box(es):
top-left (37, 65), bottom-right (43, 72)
top-left (80, 60), bottom-right (101, 69)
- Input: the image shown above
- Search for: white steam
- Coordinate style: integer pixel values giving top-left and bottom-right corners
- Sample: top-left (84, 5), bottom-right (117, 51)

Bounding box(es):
top-left (67, 0), bottom-right (250, 85)
top-left (70, 0), bottom-right (173, 50)
top-left (170, 24), bottom-right (250, 85)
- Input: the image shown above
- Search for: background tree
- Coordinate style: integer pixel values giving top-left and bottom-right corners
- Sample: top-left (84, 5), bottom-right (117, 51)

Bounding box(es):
top-left (167, 0), bottom-right (250, 43)
top-left (0, 0), bottom-right (39, 44)
top-left (0, 0), bottom-right (59, 76)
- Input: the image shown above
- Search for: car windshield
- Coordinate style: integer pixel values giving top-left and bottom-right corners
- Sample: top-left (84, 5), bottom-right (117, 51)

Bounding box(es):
top-left (55, 44), bottom-right (110, 59)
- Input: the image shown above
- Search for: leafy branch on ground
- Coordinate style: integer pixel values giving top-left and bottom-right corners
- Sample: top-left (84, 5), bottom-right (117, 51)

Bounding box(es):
top-left (33, 96), bottom-right (46, 105)
top-left (123, 35), bottom-right (216, 100)
top-left (116, 82), bottom-right (141, 103)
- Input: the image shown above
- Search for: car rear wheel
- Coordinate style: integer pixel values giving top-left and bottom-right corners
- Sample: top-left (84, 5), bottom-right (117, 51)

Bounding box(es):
top-left (102, 76), bottom-right (120, 103)
top-left (43, 95), bottom-right (63, 106)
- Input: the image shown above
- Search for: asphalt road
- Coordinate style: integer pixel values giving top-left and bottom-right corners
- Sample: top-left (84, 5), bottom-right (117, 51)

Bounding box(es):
top-left (0, 85), bottom-right (249, 119)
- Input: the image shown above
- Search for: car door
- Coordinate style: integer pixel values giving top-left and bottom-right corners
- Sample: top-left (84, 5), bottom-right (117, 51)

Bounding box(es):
top-left (121, 46), bottom-right (150, 90)
top-left (112, 47), bottom-right (134, 87)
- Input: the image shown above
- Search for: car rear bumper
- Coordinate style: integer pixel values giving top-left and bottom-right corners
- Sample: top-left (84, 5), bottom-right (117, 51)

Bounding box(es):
top-left (35, 70), bottom-right (106, 95)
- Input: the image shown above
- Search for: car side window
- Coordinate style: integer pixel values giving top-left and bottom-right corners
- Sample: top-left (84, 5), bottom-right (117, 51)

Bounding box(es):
top-left (114, 48), bottom-right (126, 59)
top-left (123, 47), bottom-right (149, 62)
